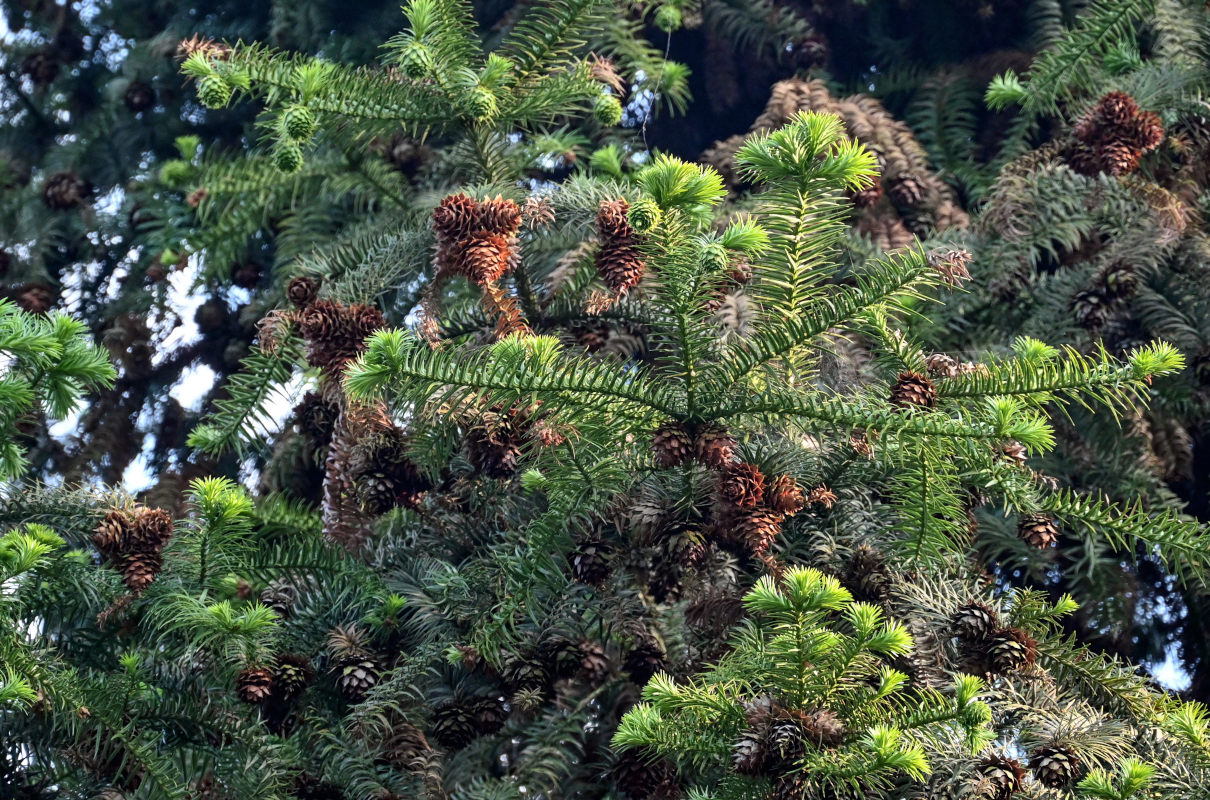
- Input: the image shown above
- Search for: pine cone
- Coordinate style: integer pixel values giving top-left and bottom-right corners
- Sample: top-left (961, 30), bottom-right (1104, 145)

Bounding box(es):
top-left (977, 754), bottom-right (1025, 800)
top-left (887, 174), bottom-right (925, 207)
top-left (260, 579), bottom-right (299, 616)
top-left (889, 371), bottom-right (937, 410)
top-left (577, 640), bottom-right (610, 683)
top-left (126, 508), bottom-right (173, 553)
top-left (287, 276), bottom-right (321, 309)
top-left (694, 425), bottom-right (735, 468)
top-left (596, 198), bottom-right (634, 239)
top-left (1070, 288), bottom-right (1111, 329)
top-left (623, 637), bottom-right (666, 685)
top-left (987, 627), bottom-right (1037, 673)
top-left (799, 708), bottom-right (846, 748)
top-left (273, 654), bottom-right (314, 701)
top-left (456, 231), bottom-right (513, 285)
top-left (294, 391), bottom-right (338, 450)
top-left (804, 486), bottom-right (837, 510)
top-left (611, 753), bottom-right (679, 800)
top-left (1017, 513), bottom-right (1059, 549)
top-left (766, 475), bottom-right (805, 515)
top-left (596, 239), bottom-right (646, 293)
top-left (42, 171), bottom-right (91, 210)
top-left (503, 655), bottom-right (550, 693)
top-left (123, 81), bottom-right (156, 113)
top-left (952, 602), bottom-right (998, 643)
top-left (1098, 262), bottom-right (1139, 300)
top-left (849, 173), bottom-right (882, 208)
top-left (432, 193), bottom-right (481, 239)
top-left (731, 723), bottom-right (770, 776)
top-left (477, 196), bottom-right (522, 235)
top-left (119, 551), bottom-right (162, 594)
top-left (569, 538), bottom-right (612, 585)
top-left (92, 510), bottom-right (131, 556)
top-left (843, 545), bottom-right (891, 603)
top-left (298, 299), bottom-right (385, 375)
top-left (335, 657), bottom-right (379, 701)
top-left (236, 667), bottom-right (275, 704)
top-left (719, 462), bottom-right (765, 508)
top-left (735, 508), bottom-right (783, 557)
top-left (925, 353), bottom-right (959, 378)
top-left (467, 425), bottom-right (523, 478)
top-left (1029, 745), bottom-right (1080, 788)
top-left (652, 422), bottom-right (693, 468)
top-left (430, 698), bottom-right (483, 750)
top-left (21, 50), bottom-right (60, 85)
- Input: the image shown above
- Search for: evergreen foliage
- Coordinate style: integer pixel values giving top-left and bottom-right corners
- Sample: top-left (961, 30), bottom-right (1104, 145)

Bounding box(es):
top-left (3, 0), bottom-right (1210, 799)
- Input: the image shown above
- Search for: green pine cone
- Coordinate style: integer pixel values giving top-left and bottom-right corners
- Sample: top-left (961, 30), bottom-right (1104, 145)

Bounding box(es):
top-left (594, 94), bottom-right (624, 127)
top-left (399, 41), bottom-right (434, 80)
top-left (627, 198), bottom-right (662, 233)
top-left (196, 74), bottom-right (233, 109)
top-left (654, 4), bottom-right (682, 32)
top-left (274, 139), bottom-right (304, 173)
top-left (281, 105), bottom-right (317, 141)
top-left (698, 241), bottom-right (730, 273)
top-left (465, 86), bottom-right (498, 121)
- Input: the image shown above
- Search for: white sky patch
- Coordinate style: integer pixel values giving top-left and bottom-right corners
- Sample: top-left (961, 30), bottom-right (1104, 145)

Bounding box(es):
top-left (170, 362), bottom-right (218, 412)
top-left (159, 254), bottom-right (204, 359)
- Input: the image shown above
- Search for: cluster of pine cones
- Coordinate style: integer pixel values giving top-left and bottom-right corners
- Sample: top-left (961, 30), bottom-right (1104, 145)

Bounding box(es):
top-left (288, 277), bottom-right (386, 378)
top-left (92, 507), bottom-right (174, 594)
top-left (595, 198), bottom-right (647, 293)
top-left (431, 193), bottom-right (522, 286)
top-left (235, 653), bottom-right (315, 707)
top-left (951, 601), bottom-right (1038, 675)
top-left (731, 696), bottom-right (846, 784)
top-left (1068, 91), bottom-right (1164, 177)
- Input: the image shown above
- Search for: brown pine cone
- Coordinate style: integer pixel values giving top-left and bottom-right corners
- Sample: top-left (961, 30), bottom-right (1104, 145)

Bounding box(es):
top-left (92, 510), bottom-right (131, 556)
top-left (596, 198), bottom-right (634, 240)
top-left (273, 653), bottom-right (314, 701)
top-left (803, 486), bottom-right (837, 510)
top-left (694, 425), bottom-right (735, 468)
top-left (596, 239), bottom-right (646, 292)
top-left (126, 508), bottom-right (173, 553)
top-left (987, 627), bottom-right (1037, 673)
top-left (719, 463), bottom-right (765, 508)
top-left (652, 422), bottom-right (693, 468)
top-left (889, 371), bottom-right (937, 410)
top-left (977, 754), bottom-right (1025, 800)
top-left (1017, 513), bottom-right (1060, 549)
top-left (1029, 745), bottom-right (1080, 788)
top-left (42, 171), bottom-right (92, 210)
top-left (236, 667), bottom-right (275, 704)
top-left (735, 508), bottom-right (783, 557)
top-left (477, 196), bottom-right (522, 235)
top-left (952, 602), bottom-right (998, 643)
top-left (766, 475), bottom-right (805, 515)
top-left (924, 353), bottom-right (959, 378)
top-left (119, 551), bottom-right (163, 594)
top-left (456, 231), bottom-right (513, 285)
top-left (432, 193), bottom-right (481, 239)
top-left (287, 276), bottom-right (320, 309)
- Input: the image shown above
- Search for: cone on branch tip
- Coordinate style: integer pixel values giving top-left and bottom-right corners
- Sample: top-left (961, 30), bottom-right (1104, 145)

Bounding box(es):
top-left (570, 538), bottom-right (612, 585)
top-left (766, 475), bottom-right (805, 515)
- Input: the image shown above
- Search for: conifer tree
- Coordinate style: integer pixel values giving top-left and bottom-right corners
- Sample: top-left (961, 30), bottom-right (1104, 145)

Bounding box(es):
top-left (3, 2), bottom-right (1210, 800)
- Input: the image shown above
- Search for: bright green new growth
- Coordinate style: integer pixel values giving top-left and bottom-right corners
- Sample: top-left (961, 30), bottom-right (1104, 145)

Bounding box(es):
top-left (613, 568), bottom-right (992, 799)
top-left (0, 300), bottom-right (116, 479)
